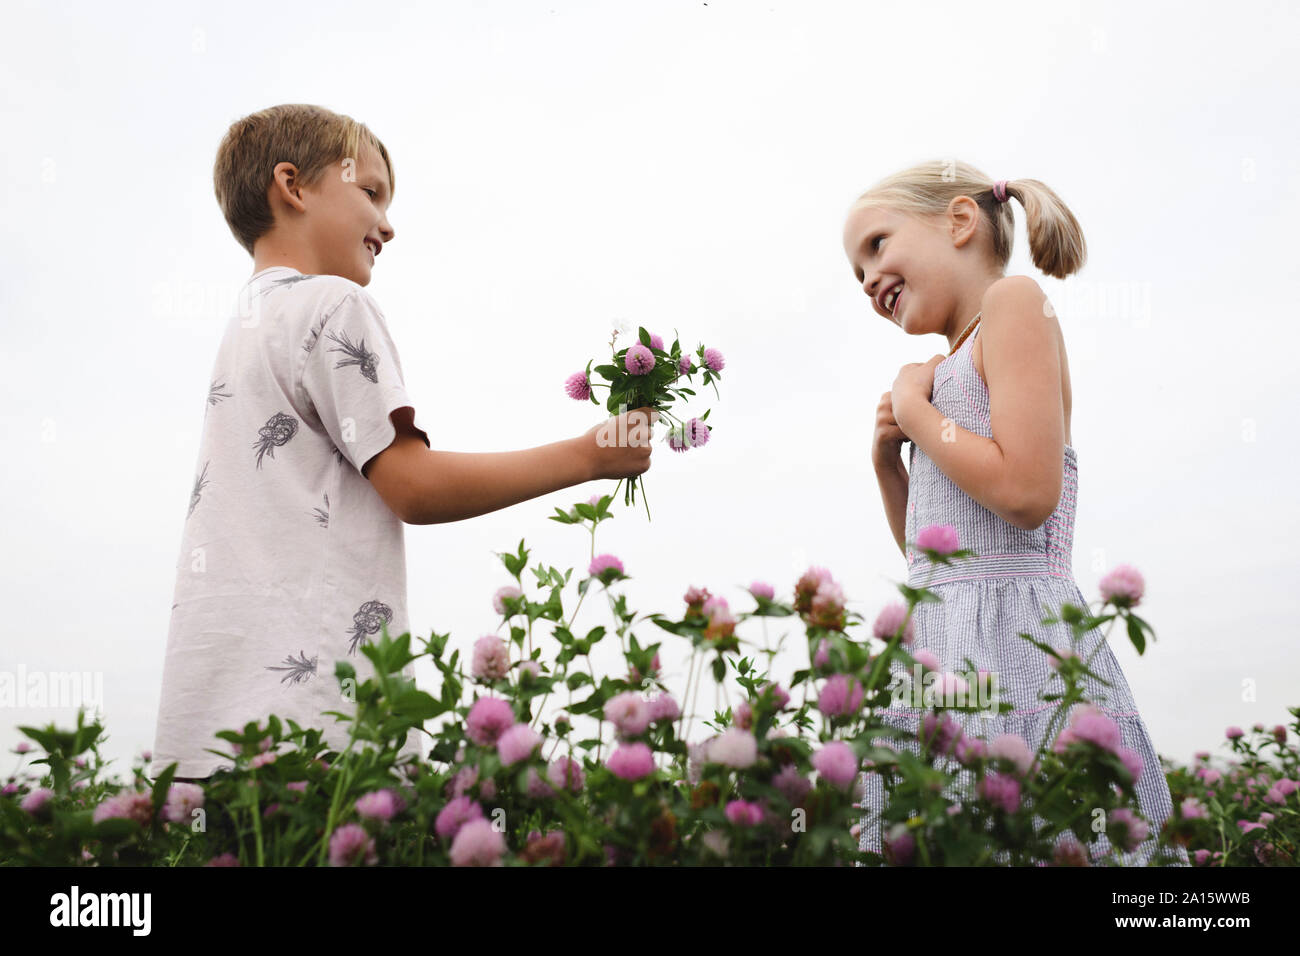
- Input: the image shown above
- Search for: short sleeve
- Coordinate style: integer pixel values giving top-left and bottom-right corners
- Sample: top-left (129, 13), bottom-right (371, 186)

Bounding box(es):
top-left (300, 288), bottom-right (430, 475)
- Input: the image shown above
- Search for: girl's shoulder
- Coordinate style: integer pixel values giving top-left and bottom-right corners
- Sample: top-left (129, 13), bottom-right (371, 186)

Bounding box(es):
top-left (981, 274), bottom-right (1047, 311)
top-left (974, 275), bottom-right (1073, 445)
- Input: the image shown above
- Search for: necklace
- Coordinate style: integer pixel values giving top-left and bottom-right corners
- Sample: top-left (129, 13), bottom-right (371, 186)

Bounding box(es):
top-left (949, 311), bottom-right (981, 356)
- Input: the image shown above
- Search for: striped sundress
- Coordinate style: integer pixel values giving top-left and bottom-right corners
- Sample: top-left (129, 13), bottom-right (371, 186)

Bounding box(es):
top-left (855, 324), bottom-right (1189, 867)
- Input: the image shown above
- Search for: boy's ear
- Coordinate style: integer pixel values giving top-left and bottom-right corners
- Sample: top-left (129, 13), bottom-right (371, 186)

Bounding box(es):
top-left (270, 161), bottom-right (308, 212)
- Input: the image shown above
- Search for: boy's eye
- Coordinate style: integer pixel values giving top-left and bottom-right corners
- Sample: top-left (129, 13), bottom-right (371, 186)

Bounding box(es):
top-left (872, 234), bottom-right (884, 250)
top-left (364, 188), bottom-right (376, 198)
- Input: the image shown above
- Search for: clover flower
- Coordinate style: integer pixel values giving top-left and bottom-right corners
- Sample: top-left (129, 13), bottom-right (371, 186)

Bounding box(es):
top-left (604, 691), bottom-right (651, 738)
top-left (498, 723), bottom-right (543, 766)
top-left (548, 756), bottom-right (585, 792)
top-left (466, 696), bottom-right (516, 746)
top-left (624, 344), bottom-right (655, 375)
top-left (817, 674), bottom-right (864, 718)
top-left (492, 585), bottom-right (523, 616)
top-left (356, 788), bottom-right (405, 823)
top-left (607, 742), bottom-right (655, 780)
top-left (329, 823), bottom-right (378, 866)
top-left (872, 602), bottom-right (915, 644)
top-left (450, 818), bottom-right (506, 866)
top-left (472, 635), bottom-right (511, 682)
top-left (589, 553), bottom-right (626, 584)
top-left (435, 795), bottom-right (484, 840)
top-left (564, 371), bottom-right (592, 401)
top-left (916, 523), bottom-right (959, 556)
top-left (162, 783), bottom-right (206, 824)
top-left (811, 741), bottom-right (857, 790)
top-left (709, 728), bottom-right (757, 769)
top-left (1099, 563), bottom-right (1145, 608)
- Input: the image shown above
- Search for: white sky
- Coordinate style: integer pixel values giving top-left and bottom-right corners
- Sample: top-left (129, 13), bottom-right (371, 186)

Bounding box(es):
top-left (3, 0), bottom-right (1298, 785)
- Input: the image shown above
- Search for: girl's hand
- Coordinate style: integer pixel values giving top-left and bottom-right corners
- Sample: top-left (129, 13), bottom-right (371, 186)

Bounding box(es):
top-left (891, 354), bottom-right (946, 429)
top-left (871, 391), bottom-right (911, 470)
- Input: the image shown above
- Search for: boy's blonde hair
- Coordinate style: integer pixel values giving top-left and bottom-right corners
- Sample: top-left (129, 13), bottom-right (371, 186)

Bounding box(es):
top-left (213, 104), bottom-right (396, 256)
top-left (848, 160), bottom-right (1086, 279)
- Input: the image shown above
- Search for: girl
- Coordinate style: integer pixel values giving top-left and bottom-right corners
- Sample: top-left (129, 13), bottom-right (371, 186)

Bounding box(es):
top-left (841, 161), bottom-right (1188, 866)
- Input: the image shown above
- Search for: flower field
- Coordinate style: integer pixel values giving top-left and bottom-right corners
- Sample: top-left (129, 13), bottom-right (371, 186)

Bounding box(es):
top-left (3, 502), bottom-right (1295, 867)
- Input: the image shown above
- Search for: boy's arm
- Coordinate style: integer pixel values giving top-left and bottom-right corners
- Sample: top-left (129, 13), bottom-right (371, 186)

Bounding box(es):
top-left (364, 408), bottom-right (595, 525)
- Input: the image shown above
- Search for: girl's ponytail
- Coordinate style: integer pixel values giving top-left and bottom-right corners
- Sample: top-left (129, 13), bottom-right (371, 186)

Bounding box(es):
top-left (999, 178), bottom-right (1087, 279)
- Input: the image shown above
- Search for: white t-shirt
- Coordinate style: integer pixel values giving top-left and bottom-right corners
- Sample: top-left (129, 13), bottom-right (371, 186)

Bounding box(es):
top-left (151, 266), bottom-right (430, 779)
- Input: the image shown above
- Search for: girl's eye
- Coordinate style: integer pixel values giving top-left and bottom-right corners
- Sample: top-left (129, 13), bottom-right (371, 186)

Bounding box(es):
top-left (872, 234), bottom-right (885, 251)
top-left (364, 188), bottom-right (377, 198)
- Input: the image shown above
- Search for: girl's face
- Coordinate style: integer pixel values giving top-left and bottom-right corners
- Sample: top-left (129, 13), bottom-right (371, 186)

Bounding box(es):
top-left (842, 204), bottom-right (956, 335)
top-left (841, 203), bottom-right (971, 337)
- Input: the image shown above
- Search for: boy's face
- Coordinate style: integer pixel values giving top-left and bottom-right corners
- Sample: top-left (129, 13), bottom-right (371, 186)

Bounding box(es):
top-left (269, 141), bottom-right (394, 286)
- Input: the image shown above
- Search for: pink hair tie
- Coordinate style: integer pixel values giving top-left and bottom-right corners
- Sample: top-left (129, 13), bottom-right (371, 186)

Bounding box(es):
top-left (992, 180), bottom-right (1010, 203)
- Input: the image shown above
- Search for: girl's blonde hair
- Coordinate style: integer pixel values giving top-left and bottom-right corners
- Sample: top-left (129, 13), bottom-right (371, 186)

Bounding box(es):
top-left (848, 160), bottom-right (1086, 279)
top-left (213, 104), bottom-right (395, 257)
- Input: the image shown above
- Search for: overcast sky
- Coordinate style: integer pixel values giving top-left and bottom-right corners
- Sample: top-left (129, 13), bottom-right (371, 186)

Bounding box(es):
top-left (3, 0), bottom-right (1297, 785)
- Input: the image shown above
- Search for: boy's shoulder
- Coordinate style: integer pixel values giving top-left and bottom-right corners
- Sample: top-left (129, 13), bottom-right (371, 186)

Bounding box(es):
top-left (267, 272), bottom-right (384, 322)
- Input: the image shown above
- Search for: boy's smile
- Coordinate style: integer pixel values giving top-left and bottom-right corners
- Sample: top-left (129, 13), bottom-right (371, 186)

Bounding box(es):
top-left (349, 141), bottom-right (394, 282)
top-left (252, 140), bottom-right (395, 286)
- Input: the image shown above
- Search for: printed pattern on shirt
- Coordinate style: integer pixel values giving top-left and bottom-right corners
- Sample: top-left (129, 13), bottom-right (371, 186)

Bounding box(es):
top-left (252, 411), bottom-right (299, 469)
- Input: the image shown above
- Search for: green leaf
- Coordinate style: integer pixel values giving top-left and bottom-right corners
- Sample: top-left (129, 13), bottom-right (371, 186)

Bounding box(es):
top-left (150, 762), bottom-right (177, 820)
top-left (391, 687), bottom-right (443, 721)
top-left (93, 817), bottom-right (143, 842)
top-left (638, 327), bottom-right (651, 347)
top-left (1126, 615), bottom-right (1146, 655)
top-left (549, 507), bottom-right (578, 525)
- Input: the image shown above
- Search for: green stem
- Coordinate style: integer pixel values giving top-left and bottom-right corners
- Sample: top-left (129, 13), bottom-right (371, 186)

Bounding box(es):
top-left (250, 772), bottom-right (265, 867)
top-left (307, 735), bottom-right (358, 866)
top-left (529, 521), bottom-right (600, 732)
top-left (686, 647), bottom-right (706, 743)
top-left (677, 648), bottom-right (698, 742)
top-left (1031, 613), bottom-right (1120, 775)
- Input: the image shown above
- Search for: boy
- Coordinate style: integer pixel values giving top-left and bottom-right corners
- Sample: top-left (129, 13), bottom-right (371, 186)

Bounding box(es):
top-left (151, 104), bottom-right (656, 782)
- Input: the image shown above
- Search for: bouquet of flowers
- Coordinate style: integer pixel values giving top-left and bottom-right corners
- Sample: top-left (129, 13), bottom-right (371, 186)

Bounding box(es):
top-left (563, 325), bottom-right (725, 519)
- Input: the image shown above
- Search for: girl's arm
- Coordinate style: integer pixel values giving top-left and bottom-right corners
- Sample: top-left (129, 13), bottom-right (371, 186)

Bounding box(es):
top-left (894, 279), bottom-right (1066, 531)
top-left (875, 455), bottom-right (909, 557)
top-left (892, 403), bottom-right (1034, 528)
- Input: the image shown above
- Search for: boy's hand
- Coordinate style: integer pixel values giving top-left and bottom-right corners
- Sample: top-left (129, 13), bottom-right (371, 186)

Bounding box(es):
top-left (581, 406), bottom-right (659, 481)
